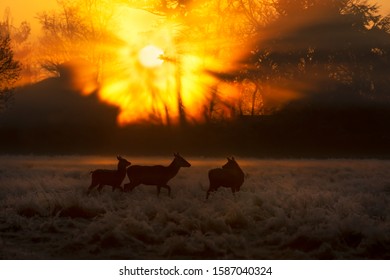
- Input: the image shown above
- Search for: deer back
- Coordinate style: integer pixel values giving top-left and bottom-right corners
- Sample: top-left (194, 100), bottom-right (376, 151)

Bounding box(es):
top-left (127, 165), bottom-right (175, 185)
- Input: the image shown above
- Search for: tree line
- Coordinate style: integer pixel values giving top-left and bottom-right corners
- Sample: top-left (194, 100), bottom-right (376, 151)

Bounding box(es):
top-left (1, 0), bottom-right (390, 120)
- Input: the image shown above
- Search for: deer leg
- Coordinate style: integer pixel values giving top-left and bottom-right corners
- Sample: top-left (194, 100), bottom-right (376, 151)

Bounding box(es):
top-left (156, 185), bottom-right (171, 196)
top-left (157, 185), bottom-right (161, 196)
top-left (206, 186), bottom-right (215, 200)
top-left (97, 184), bottom-right (104, 193)
top-left (112, 185), bottom-right (123, 192)
top-left (161, 185), bottom-right (171, 196)
top-left (87, 182), bottom-right (98, 195)
top-left (206, 189), bottom-right (211, 199)
top-left (124, 182), bottom-right (137, 192)
top-left (206, 184), bottom-right (220, 199)
top-left (166, 185), bottom-right (171, 196)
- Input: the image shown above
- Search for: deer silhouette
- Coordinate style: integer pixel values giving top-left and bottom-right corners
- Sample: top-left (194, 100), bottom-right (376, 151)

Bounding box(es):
top-left (206, 157), bottom-right (244, 199)
top-left (87, 156), bottom-right (131, 194)
top-left (124, 153), bottom-right (191, 196)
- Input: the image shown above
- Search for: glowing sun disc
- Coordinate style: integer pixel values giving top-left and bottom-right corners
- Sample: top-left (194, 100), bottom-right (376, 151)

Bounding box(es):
top-left (138, 45), bottom-right (164, 68)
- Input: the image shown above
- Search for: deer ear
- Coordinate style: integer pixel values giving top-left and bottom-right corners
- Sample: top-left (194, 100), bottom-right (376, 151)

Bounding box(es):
top-left (117, 155), bottom-right (121, 160)
top-left (232, 156), bottom-right (235, 161)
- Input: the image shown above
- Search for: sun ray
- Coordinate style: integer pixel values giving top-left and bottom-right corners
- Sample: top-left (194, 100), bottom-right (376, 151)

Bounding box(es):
top-left (76, 2), bottom-right (248, 126)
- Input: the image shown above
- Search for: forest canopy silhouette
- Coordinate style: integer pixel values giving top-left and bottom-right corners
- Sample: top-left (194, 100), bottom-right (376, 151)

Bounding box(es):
top-left (1, 0), bottom-right (390, 156)
top-left (234, 0), bottom-right (390, 114)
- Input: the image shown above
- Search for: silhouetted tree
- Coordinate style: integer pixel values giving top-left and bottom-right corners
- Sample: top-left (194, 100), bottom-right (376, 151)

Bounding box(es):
top-left (37, 0), bottom-right (114, 81)
top-left (0, 14), bottom-right (21, 111)
top-left (123, 0), bottom-right (252, 123)
top-left (7, 16), bottom-right (32, 85)
top-left (240, 0), bottom-right (390, 113)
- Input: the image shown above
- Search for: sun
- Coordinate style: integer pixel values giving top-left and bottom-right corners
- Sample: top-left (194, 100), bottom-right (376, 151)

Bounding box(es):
top-left (138, 45), bottom-right (164, 68)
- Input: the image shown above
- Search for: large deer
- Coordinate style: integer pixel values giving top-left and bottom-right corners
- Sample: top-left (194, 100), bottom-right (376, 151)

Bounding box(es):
top-left (206, 157), bottom-right (244, 199)
top-left (124, 153), bottom-right (191, 196)
top-left (87, 156), bottom-right (131, 194)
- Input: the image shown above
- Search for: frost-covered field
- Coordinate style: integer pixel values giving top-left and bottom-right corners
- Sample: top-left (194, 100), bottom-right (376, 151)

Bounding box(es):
top-left (0, 156), bottom-right (390, 259)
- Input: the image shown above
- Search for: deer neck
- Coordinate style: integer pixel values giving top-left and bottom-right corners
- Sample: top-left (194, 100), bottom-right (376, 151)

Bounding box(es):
top-left (117, 163), bottom-right (127, 176)
top-left (167, 160), bottom-right (181, 177)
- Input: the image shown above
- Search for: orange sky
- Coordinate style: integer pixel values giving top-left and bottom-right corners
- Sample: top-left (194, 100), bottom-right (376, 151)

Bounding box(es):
top-left (2, 0), bottom-right (390, 125)
top-left (1, 1), bottom-right (57, 20)
top-left (1, 0), bottom-right (57, 35)
top-left (2, 0), bottom-right (390, 30)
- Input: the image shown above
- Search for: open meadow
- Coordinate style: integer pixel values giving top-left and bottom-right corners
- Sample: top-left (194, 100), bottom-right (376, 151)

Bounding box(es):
top-left (0, 156), bottom-right (389, 259)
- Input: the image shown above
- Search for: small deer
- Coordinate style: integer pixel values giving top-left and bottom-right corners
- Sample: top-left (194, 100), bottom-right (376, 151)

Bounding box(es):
top-left (206, 157), bottom-right (244, 199)
top-left (87, 156), bottom-right (131, 194)
top-left (124, 153), bottom-right (191, 196)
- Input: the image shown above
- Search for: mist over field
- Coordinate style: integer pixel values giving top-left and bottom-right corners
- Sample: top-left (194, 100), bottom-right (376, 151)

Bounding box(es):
top-left (0, 155), bottom-right (389, 259)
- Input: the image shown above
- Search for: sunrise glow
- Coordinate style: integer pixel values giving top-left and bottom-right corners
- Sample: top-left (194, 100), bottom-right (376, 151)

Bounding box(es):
top-left (8, 0), bottom-right (388, 127)
top-left (86, 2), bottom-right (245, 126)
top-left (138, 45), bottom-right (164, 68)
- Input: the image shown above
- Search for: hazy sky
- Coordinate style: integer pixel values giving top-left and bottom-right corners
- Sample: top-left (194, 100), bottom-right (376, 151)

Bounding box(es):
top-left (2, 0), bottom-right (57, 19)
top-left (2, 0), bottom-right (390, 30)
top-left (1, 0), bottom-right (57, 35)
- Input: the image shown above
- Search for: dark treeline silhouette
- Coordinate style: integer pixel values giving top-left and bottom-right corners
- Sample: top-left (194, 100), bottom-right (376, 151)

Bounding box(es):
top-left (1, 0), bottom-right (390, 157)
top-left (0, 75), bottom-right (120, 154)
top-left (0, 74), bottom-right (389, 157)
top-left (2, 112), bottom-right (390, 157)
top-left (232, 0), bottom-right (390, 115)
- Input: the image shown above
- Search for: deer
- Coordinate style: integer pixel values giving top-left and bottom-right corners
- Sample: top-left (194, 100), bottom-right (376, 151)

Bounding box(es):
top-left (87, 156), bottom-right (131, 194)
top-left (206, 157), bottom-right (244, 199)
top-left (123, 153), bottom-right (191, 196)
